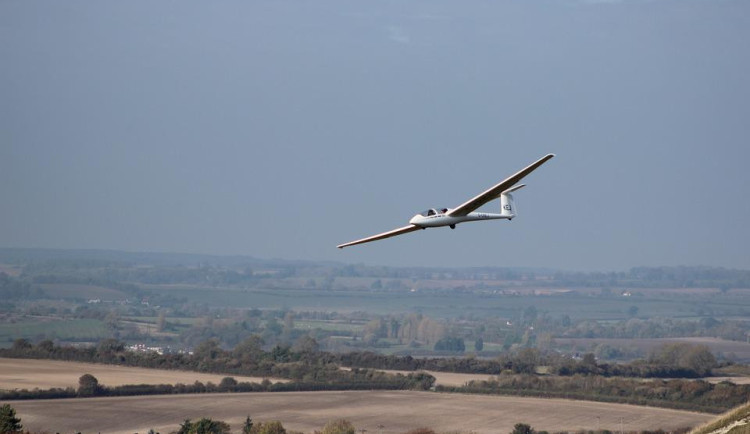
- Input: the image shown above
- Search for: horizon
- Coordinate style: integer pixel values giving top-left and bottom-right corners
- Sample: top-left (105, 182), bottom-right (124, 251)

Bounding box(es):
top-left (0, 246), bottom-right (747, 274)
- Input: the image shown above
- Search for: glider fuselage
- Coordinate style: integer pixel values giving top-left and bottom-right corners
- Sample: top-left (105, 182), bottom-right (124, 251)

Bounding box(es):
top-left (409, 210), bottom-right (510, 228)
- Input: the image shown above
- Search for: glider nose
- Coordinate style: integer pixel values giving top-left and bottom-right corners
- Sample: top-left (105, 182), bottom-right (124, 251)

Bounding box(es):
top-left (409, 215), bottom-right (421, 225)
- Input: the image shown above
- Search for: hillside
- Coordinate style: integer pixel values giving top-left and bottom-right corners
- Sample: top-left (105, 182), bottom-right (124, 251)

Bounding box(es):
top-left (690, 402), bottom-right (750, 434)
top-left (8, 390), bottom-right (712, 433)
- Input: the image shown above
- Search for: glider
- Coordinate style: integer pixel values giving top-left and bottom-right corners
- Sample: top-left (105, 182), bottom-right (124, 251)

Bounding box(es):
top-left (337, 153), bottom-right (554, 249)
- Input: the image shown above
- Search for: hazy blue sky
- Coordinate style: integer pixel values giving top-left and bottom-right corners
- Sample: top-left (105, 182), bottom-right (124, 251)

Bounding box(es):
top-left (2, 0), bottom-right (748, 271)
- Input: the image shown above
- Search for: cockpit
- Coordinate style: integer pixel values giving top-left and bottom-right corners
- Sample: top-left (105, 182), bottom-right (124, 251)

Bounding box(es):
top-left (419, 208), bottom-right (449, 217)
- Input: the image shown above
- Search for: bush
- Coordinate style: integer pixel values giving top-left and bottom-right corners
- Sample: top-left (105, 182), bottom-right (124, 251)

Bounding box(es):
top-left (78, 373), bottom-right (103, 397)
top-left (511, 423), bottom-right (534, 434)
top-left (251, 421), bottom-right (287, 434)
top-left (321, 419), bottom-right (356, 434)
top-left (0, 404), bottom-right (23, 434)
top-left (177, 418), bottom-right (231, 434)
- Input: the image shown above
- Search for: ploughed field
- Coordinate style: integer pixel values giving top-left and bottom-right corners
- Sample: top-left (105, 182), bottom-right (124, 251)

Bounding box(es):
top-left (9, 390), bottom-right (713, 433)
top-left (1, 358), bottom-right (714, 433)
top-left (0, 357), bottom-right (285, 390)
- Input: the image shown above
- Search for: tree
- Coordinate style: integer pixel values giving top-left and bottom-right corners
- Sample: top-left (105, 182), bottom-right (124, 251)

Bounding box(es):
top-left (627, 305), bottom-right (639, 317)
top-left (96, 338), bottom-right (125, 356)
top-left (434, 337), bottom-right (465, 352)
top-left (157, 311), bottom-right (167, 332)
top-left (0, 404), bottom-right (22, 434)
top-left (234, 335), bottom-right (265, 361)
top-left (522, 306), bottom-right (538, 323)
top-left (191, 418), bottom-right (231, 434)
top-left (78, 373), bottom-right (102, 397)
top-left (321, 419), bottom-right (356, 434)
top-left (178, 418), bottom-right (231, 434)
top-left (194, 339), bottom-right (223, 360)
top-left (104, 311), bottom-right (120, 331)
top-left (270, 345), bottom-right (291, 362)
top-left (683, 345), bottom-right (717, 376)
top-left (242, 415), bottom-right (254, 434)
top-left (651, 343), bottom-right (718, 376)
top-left (582, 353), bottom-right (597, 366)
top-left (283, 311), bottom-right (295, 330)
top-left (178, 419), bottom-right (193, 434)
top-left (265, 318), bottom-right (283, 337)
top-left (293, 335), bottom-right (319, 354)
top-left (219, 376), bottom-right (238, 391)
top-left (11, 338), bottom-right (32, 351)
top-left (515, 348), bottom-right (540, 374)
top-left (511, 423), bottom-right (534, 434)
top-left (250, 421), bottom-right (287, 434)
top-left (37, 339), bottom-right (55, 352)
top-left (474, 337), bottom-right (484, 352)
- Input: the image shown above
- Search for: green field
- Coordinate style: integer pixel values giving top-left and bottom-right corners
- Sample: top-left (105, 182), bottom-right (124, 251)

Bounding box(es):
top-left (294, 320), bottom-right (365, 333)
top-left (38, 284), bottom-right (128, 300)
top-left (144, 285), bottom-right (750, 321)
top-left (0, 318), bottom-right (110, 347)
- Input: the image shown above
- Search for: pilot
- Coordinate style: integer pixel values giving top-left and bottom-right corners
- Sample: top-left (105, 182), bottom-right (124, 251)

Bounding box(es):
top-left (441, 208), bottom-right (448, 214)
top-left (427, 209), bottom-right (435, 216)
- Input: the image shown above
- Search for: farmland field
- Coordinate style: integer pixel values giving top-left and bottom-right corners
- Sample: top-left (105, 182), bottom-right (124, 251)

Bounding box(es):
top-left (0, 358), bottom-right (285, 391)
top-left (554, 337), bottom-right (750, 362)
top-left (1, 358), bottom-right (715, 432)
top-left (8, 390), bottom-right (713, 433)
top-left (144, 284), bottom-right (750, 321)
top-left (38, 283), bottom-right (129, 300)
top-left (0, 318), bottom-right (109, 346)
top-left (0, 357), bottom-right (487, 390)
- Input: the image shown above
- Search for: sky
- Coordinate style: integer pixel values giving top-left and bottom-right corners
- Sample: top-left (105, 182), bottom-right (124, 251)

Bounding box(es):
top-left (1, 0), bottom-right (749, 271)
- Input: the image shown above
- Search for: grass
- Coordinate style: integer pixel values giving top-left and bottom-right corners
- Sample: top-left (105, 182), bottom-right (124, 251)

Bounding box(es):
top-left (716, 365), bottom-right (750, 377)
top-left (294, 320), bottom-right (364, 333)
top-left (689, 402), bottom-right (750, 434)
top-left (123, 316), bottom-right (201, 326)
top-left (38, 283), bottom-right (128, 300)
top-left (143, 285), bottom-right (747, 321)
top-left (0, 318), bottom-right (109, 346)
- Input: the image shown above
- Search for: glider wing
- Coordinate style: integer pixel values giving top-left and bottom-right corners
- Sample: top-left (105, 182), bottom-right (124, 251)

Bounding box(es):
top-left (447, 153), bottom-right (555, 217)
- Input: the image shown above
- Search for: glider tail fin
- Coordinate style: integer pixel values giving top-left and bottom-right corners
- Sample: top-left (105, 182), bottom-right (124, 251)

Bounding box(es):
top-left (500, 184), bottom-right (525, 219)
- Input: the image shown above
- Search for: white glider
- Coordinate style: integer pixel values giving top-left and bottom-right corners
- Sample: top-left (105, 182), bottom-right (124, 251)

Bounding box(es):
top-left (337, 153), bottom-right (555, 249)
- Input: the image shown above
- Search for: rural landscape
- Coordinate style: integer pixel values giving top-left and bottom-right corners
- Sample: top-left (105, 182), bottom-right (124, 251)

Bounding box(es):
top-left (2, 248), bottom-right (750, 433)
top-left (3, 0), bottom-right (749, 432)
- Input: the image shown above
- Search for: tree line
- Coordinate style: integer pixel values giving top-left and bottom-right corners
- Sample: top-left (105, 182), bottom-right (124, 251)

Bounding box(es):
top-left (0, 337), bottom-right (435, 401)
top-left (439, 374), bottom-right (750, 413)
top-left (3, 338), bottom-right (718, 381)
top-left (334, 344), bottom-right (718, 378)
top-left (0, 369), bottom-right (432, 402)
top-left (1, 338), bottom-right (735, 413)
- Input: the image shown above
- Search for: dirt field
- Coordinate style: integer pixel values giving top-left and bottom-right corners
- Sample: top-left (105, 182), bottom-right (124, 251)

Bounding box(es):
top-left (8, 390), bottom-right (713, 434)
top-left (0, 358), bottom-right (716, 433)
top-left (382, 369), bottom-right (495, 387)
top-left (705, 376), bottom-right (750, 385)
top-left (0, 358), bottom-right (284, 390)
